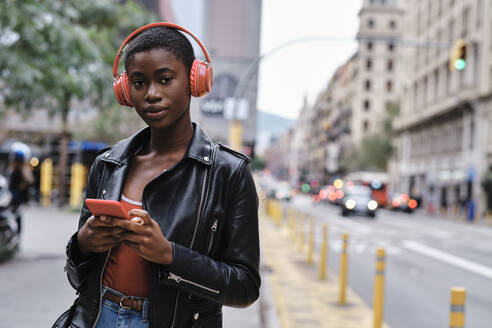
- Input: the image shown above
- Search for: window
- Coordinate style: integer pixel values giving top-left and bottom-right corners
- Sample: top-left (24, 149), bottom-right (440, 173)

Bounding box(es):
top-left (477, 0), bottom-right (483, 28)
top-left (366, 59), bottom-right (372, 71)
top-left (446, 63), bottom-right (451, 94)
top-left (387, 60), bottom-right (393, 72)
top-left (365, 80), bottom-right (372, 90)
top-left (389, 20), bottom-right (396, 29)
top-left (367, 42), bottom-right (373, 51)
top-left (363, 120), bottom-right (370, 132)
top-left (470, 117), bottom-right (475, 150)
top-left (436, 29), bottom-right (442, 56)
top-left (449, 19), bottom-right (454, 41)
top-left (364, 100), bottom-right (371, 111)
top-left (386, 80), bottom-right (393, 92)
top-left (434, 68), bottom-right (440, 100)
top-left (388, 42), bottom-right (395, 52)
top-left (368, 19), bottom-right (375, 28)
top-left (462, 7), bottom-right (469, 38)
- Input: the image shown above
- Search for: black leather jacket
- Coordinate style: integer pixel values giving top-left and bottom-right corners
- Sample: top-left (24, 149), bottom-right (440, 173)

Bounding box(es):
top-left (61, 123), bottom-right (260, 328)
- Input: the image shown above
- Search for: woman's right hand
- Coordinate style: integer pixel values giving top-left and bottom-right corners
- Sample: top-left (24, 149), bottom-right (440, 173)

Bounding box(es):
top-left (77, 216), bottom-right (126, 254)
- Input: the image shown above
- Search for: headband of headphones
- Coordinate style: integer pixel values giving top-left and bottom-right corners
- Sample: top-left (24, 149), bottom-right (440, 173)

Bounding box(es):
top-left (112, 22), bottom-right (212, 78)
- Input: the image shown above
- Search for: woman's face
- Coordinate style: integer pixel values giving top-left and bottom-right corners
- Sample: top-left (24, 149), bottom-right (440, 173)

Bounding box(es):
top-left (126, 48), bottom-right (191, 131)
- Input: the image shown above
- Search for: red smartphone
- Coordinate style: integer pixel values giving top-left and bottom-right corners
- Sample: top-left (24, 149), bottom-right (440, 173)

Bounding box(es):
top-left (84, 199), bottom-right (129, 220)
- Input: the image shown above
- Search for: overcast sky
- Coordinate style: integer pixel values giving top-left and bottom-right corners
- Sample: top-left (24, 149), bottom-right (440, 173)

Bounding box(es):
top-left (258, 0), bottom-right (363, 119)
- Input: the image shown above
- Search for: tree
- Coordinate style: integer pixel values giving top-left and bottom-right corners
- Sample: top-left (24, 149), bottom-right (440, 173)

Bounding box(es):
top-left (340, 102), bottom-right (399, 172)
top-left (0, 0), bottom-right (156, 205)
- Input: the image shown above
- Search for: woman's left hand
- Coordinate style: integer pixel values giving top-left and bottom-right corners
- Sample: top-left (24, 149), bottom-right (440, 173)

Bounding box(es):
top-left (110, 209), bottom-right (174, 265)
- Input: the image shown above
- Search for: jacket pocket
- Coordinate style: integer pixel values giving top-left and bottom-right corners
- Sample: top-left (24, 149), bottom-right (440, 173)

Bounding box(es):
top-left (206, 218), bottom-right (220, 256)
top-left (167, 272), bottom-right (221, 296)
top-left (191, 310), bottom-right (222, 328)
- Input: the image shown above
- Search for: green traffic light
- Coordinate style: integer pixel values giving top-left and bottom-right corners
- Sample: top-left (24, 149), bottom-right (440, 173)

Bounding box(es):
top-left (455, 59), bottom-right (466, 70)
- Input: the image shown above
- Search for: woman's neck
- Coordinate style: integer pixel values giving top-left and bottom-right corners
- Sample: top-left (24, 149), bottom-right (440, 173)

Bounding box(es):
top-left (146, 120), bottom-right (194, 155)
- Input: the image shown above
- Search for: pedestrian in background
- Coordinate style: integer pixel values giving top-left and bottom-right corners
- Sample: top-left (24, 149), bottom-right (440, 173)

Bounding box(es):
top-left (54, 23), bottom-right (260, 328)
top-left (6, 149), bottom-right (34, 234)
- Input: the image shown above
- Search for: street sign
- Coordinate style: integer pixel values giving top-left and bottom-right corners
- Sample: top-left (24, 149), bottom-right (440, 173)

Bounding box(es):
top-left (224, 97), bottom-right (249, 120)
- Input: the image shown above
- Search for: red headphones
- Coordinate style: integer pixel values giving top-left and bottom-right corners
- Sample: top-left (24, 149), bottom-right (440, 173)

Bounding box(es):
top-left (113, 22), bottom-right (213, 107)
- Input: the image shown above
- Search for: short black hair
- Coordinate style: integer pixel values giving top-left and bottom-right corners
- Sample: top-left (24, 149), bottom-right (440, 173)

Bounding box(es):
top-left (124, 26), bottom-right (195, 74)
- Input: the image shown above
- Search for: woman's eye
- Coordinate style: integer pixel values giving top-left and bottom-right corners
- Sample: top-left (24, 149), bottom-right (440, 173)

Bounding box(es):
top-left (132, 80), bottom-right (144, 88)
top-left (161, 77), bottom-right (172, 85)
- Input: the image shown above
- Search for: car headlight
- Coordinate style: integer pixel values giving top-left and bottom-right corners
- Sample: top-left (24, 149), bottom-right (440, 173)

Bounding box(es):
top-left (345, 199), bottom-right (356, 210)
top-left (368, 200), bottom-right (378, 211)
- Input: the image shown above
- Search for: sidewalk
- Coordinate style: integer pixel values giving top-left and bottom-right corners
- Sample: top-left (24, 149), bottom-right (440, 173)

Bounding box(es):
top-left (0, 205), bottom-right (269, 327)
top-left (259, 208), bottom-right (390, 328)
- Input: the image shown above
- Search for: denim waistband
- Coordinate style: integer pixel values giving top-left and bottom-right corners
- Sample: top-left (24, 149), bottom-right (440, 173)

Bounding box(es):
top-left (101, 285), bottom-right (149, 320)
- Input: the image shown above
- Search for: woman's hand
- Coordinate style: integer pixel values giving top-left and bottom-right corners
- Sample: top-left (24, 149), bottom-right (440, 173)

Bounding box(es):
top-left (77, 216), bottom-right (126, 254)
top-left (111, 209), bottom-right (174, 265)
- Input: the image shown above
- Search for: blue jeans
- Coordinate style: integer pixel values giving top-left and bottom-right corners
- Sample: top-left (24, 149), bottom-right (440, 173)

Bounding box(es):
top-left (95, 286), bottom-right (149, 328)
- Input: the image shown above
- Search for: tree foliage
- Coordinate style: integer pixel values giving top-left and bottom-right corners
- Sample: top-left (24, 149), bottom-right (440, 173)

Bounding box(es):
top-left (0, 0), bottom-right (156, 121)
top-left (340, 102), bottom-right (399, 172)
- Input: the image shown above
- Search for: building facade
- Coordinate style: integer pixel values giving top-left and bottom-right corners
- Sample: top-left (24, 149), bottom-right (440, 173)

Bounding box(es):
top-left (393, 0), bottom-right (492, 217)
top-left (289, 0), bottom-right (404, 186)
top-left (161, 0), bottom-right (262, 156)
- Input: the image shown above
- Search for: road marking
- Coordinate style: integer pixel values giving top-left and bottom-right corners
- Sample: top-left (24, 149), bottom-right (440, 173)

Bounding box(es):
top-left (402, 240), bottom-right (492, 280)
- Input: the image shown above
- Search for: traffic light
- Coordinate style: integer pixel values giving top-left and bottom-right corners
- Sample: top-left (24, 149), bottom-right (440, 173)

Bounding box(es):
top-left (449, 39), bottom-right (467, 71)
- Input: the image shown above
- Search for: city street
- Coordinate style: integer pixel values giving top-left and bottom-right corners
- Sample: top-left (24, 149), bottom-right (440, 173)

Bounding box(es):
top-left (289, 195), bottom-right (492, 328)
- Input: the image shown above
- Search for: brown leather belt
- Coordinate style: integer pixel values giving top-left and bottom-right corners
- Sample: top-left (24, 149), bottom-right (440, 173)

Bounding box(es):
top-left (103, 290), bottom-right (144, 312)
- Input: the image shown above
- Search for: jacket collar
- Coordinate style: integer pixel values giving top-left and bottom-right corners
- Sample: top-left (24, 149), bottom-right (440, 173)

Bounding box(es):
top-left (101, 122), bottom-right (213, 166)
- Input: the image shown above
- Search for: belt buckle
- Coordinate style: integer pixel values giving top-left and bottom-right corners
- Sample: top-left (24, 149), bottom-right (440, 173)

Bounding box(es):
top-left (119, 296), bottom-right (133, 310)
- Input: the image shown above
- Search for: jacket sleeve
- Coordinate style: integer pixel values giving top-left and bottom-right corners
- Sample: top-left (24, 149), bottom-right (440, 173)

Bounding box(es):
top-left (158, 160), bottom-right (261, 307)
top-left (64, 157), bottom-right (102, 292)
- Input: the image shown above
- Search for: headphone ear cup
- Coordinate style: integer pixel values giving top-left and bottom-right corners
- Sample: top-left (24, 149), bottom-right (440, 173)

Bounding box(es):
top-left (113, 72), bottom-right (134, 107)
top-left (189, 60), bottom-right (213, 97)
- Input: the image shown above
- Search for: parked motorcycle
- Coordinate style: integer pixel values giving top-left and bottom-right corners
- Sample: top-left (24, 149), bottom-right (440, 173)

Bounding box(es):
top-left (0, 174), bottom-right (20, 261)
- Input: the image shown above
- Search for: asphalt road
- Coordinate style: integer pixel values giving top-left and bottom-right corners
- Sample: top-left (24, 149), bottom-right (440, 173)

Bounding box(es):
top-left (290, 195), bottom-right (492, 328)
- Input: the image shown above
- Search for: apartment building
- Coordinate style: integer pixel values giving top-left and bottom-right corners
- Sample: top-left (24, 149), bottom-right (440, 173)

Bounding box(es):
top-left (393, 0), bottom-right (492, 215)
top-left (291, 0), bottom-right (404, 185)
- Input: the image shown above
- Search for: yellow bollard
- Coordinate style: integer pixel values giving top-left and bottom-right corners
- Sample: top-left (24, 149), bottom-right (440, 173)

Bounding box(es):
top-left (307, 217), bottom-right (315, 263)
top-left (298, 214), bottom-right (305, 253)
top-left (40, 158), bottom-right (53, 207)
top-left (319, 224), bottom-right (328, 280)
top-left (449, 287), bottom-right (466, 328)
top-left (338, 233), bottom-right (349, 305)
top-left (278, 202), bottom-right (284, 226)
top-left (291, 215), bottom-right (297, 246)
top-left (373, 248), bottom-right (386, 328)
top-left (289, 215), bottom-right (295, 244)
top-left (69, 163), bottom-right (86, 208)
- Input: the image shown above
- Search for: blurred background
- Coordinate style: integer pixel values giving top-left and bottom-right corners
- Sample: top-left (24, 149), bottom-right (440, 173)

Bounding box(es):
top-left (1, 0), bottom-right (492, 327)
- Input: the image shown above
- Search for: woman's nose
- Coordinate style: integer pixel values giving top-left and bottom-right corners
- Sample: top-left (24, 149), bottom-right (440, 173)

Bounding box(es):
top-left (145, 82), bottom-right (162, 103)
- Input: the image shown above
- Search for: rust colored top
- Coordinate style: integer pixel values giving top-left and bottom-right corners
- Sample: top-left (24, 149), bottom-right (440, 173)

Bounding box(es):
top-left (102, 195), bottom-right (149, 297)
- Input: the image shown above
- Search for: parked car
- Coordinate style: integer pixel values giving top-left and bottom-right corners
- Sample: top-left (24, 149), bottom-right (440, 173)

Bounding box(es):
top-left (341, 185), bottom-right (378, 218)
top-left (390, 193), bottom-right (418, 213)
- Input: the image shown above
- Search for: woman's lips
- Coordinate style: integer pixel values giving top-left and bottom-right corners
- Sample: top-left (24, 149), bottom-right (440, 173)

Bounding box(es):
top-left (144, 107), bottom-right (168, 119)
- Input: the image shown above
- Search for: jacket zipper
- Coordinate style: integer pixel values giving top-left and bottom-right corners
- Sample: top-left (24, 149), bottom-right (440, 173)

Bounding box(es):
top-left (168, 272), bottom-right (220, 295)
top-left (206, 219), bottom-right (218, 255)
top-left (189, 171), bottom-right (208, 248)
top-left (170, 166), bottom-right (210, 327)
top-left (91, 250), bottom-right (111, 328)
